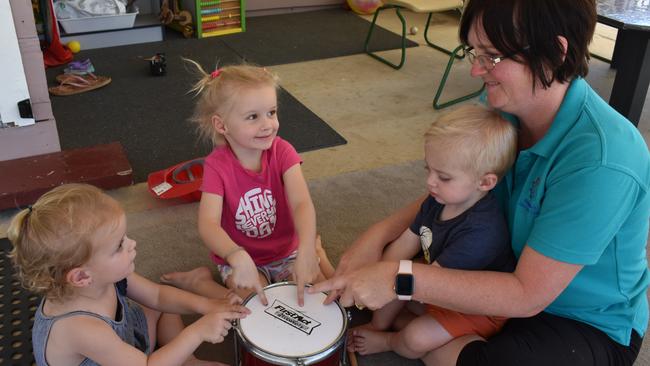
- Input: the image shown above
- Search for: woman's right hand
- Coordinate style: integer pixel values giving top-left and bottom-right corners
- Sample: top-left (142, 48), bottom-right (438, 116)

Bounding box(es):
top-left (228, 250), bottom-right (269, 305)
top-left (321, 241), bottom-right (383, 304)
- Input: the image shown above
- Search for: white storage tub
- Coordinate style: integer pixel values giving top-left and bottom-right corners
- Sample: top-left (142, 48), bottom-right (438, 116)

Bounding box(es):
top-left (58, 11), bottom-right (138, 34)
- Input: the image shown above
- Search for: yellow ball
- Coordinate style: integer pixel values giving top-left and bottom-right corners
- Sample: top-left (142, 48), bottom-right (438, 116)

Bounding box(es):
top-left (67, 41), bottom-right (81, 53)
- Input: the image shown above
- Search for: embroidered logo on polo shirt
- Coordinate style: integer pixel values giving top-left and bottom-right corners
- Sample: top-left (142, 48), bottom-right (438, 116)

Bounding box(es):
top-left (519, 177), bottom-right (541, 216)
top-left (235, 188), bottom-right (277, 238)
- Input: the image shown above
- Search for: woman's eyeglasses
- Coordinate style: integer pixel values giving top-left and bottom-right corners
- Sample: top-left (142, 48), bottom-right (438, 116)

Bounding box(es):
top-left (464, 47), bottom-right (513, 71)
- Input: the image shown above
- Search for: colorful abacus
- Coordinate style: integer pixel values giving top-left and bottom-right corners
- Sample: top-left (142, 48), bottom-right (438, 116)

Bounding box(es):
top-left (195, 0), bottom-right (245, 38)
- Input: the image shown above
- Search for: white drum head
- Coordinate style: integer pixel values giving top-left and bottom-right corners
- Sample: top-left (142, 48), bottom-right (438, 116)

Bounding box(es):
top-left (238, 282), bottom-right (345, 358)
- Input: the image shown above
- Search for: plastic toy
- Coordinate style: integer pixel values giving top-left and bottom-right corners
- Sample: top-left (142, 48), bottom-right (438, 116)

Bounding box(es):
top-left (147, 158), bottom-right (204, 202)
top-left (195, 0), bottom-right (245, 38)
top-left (148, 53), bottom-right (167, 76)
top-left (67, 40), bottom-right (81, 53)
top-left (160, 0), bottom-right (194, 37)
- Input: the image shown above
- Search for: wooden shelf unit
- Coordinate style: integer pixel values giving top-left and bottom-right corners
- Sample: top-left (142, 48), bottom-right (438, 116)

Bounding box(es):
top-left (195, 0), bottom-right (245, 38)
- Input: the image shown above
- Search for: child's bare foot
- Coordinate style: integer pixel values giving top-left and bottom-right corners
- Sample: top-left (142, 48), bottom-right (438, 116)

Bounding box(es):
top-left (351, 328), bottom-right (393, 356)
top-left (183, 355), bottom-right (229, 366)
top-left (161, 266), bottom-right (213, 291)
top-left (346, 323), bottom-right (376, 352)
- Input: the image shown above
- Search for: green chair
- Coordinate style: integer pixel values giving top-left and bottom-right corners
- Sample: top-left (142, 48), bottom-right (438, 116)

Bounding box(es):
top-left (364, 0), bottom-right (464, 69)
top-left (433, 45), bottom-right (485, 109)
top-left (363, 0), bottom-right (484, 109)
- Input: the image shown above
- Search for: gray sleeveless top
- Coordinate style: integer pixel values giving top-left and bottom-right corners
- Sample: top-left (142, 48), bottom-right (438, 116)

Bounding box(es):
top-left (32, 279), bottom-right (150, 366)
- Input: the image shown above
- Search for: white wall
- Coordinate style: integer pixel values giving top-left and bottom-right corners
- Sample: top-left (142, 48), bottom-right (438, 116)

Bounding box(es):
top-left (0, 1), bottom-right (34, 127)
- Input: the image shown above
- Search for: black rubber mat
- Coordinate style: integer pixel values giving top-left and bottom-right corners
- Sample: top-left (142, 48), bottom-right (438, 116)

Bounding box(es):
top-left (47, 37), bottom-right (347, 183)
top-left (220, 8), bottom-right (419, 66)
top-left (0, 237), bottom-right (38, 365)
top-left (0, 233), bottom-right (370, 365)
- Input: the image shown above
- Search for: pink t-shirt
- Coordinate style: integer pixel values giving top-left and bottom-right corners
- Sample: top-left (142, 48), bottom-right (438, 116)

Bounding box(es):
top-left (201, 137), bottom-right (302, 266)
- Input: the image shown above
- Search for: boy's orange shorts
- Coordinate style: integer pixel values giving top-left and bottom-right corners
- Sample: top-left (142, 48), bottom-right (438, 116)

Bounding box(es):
top-left (426, 304), bottom-right (507, 339)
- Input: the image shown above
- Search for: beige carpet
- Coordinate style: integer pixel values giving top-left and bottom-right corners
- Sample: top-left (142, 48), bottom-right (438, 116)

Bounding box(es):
top-left (130, 159), bottom-right (426, 365)
top-left (362, 11), bottom-right (617, 64)
top-left (130, 159), bottom-right (649, 365)
top-left (130, 160), bottom-right (426, 281)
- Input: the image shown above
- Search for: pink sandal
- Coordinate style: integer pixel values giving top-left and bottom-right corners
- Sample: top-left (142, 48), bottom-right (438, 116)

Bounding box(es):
top-left (49, 73), bottom-right (111, 96)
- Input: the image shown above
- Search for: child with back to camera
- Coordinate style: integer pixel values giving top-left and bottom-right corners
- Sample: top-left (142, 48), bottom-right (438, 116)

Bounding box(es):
top-left (161, 61), bottom-right (335, 307)
top-left (348, 104), bottom-right (517, 359)
top-left (8, 183), bottom-right (249, 366)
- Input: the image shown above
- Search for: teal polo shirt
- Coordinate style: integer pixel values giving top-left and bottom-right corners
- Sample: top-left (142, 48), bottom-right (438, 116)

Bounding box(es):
top-left (493, 78), bottom-right (650, 345)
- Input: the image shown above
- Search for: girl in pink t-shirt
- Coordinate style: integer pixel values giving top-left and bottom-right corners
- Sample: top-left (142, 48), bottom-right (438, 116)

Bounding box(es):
top-left (162, 61), bottom-right (334, 306)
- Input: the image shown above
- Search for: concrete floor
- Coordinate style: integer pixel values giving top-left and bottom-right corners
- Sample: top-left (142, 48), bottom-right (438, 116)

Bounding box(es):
top-left (1, 9), bottom-right (649, 233)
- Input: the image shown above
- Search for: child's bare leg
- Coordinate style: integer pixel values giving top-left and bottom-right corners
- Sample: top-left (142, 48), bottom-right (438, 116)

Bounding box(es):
top-left (141, 306), bottom-right (228, 366)
top-left (315, 235), bottom-right (336, 279)
top-left (355, 314), bottom-right (454, 358)
top-left (371, 299), bottom-right (405, 330)
top-left (390, 314), bottom-right (454, 359)
top-left (142, 305), bottom-right (162, 349)
top-left (392, 300), bottom-right (426, 331)
top-left (161, 267), bottom-right (231, 300)
top-left (348, 299), bottom-right (405, 352)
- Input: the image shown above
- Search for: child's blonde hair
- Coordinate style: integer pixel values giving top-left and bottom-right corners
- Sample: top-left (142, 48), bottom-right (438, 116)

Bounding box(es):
top-left (185, 59), bottom-right (280, 146)
top-left (425, 104), bottom-right (517, 179)
top-left (7, 184), bottom-right (123, 302)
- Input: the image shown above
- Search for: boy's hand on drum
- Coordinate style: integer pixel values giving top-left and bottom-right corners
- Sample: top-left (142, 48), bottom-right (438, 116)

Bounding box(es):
top-left (293, 248), bottom-right (320, 306)
top-left (193, 311), bottom-right (243, 344)
top-left (224, 289), bottom-right (243, 304)
top-left (229, 250), bottom-right (269, 305)
top-left (206, 298), bottom-right (251, 316)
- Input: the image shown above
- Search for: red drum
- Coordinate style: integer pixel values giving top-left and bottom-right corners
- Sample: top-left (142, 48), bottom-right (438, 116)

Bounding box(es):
top-left (234, 282), bottom-right (349, 366)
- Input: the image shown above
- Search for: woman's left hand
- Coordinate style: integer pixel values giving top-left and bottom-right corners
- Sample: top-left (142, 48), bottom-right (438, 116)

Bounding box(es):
top-left (293, 247), bottom-right (321, 306)
top-left (310, 261), bottom-right (399, 310)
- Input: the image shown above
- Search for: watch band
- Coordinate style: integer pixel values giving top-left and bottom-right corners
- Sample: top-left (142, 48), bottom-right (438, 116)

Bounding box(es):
top-left (398, 259), bottom-right (413, 275)
top-left (397, 260), bottom-right (413, 301)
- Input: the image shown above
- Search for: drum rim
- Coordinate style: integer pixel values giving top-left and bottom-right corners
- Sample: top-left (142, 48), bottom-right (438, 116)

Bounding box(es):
top-left (235, 281), bottom-right (348, 365)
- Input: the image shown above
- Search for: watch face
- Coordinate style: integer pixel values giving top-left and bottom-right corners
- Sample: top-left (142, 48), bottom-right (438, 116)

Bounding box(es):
top-left (395, 274), bottom-right (414, 296)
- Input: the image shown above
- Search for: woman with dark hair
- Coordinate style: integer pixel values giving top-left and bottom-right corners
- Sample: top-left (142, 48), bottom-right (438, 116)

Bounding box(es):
top-left (312, 0), bottom-right (650, 365)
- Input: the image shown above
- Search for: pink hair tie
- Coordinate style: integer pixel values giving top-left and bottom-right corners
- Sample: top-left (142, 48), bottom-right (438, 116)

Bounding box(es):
top-left (211, 69), bottom-right (221, 79)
